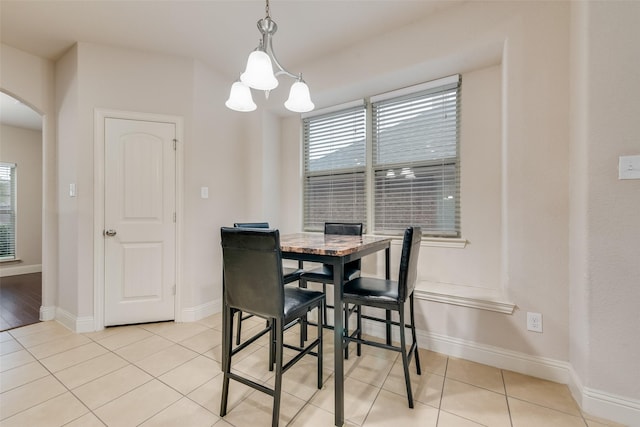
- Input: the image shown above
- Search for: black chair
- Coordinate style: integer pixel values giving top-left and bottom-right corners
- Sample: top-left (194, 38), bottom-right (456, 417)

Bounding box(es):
top-left (220, 227), bottom-right (324, 427)
top-left (343, 226), bottom-right (422, 408)
top-left (233, 222), bottom-right (304, 345)
top-left (299, 222), bottom-right (363, 328)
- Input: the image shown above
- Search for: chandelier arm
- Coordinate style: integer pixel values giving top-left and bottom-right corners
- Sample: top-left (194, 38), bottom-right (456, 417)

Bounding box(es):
top-left (267, 37), bottom-right (300, 80)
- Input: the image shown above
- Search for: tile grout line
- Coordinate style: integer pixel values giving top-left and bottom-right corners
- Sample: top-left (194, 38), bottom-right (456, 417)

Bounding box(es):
top-left (434, 356), bottom-right (450, 426)
top-left (501, 369), bottom-right (514, 427)
top-left (1, 333), bottom-right (99, 425)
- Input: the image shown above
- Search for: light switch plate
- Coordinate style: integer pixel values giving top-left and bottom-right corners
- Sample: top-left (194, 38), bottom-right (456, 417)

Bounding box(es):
top-left (619, 155), bottom-right (640, 180)
top-left (200, 186), bottom-right (209, 199)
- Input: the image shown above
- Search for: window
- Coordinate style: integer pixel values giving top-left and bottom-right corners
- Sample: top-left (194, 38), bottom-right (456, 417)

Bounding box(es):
top-left (303, 75), bottom-right (461, 236)
top-left (0, 162), bottom-right (17, 260)
top-left (372, 76), bottom-right (460, 236)
top-left (303, 102), bottom-right (367, 230)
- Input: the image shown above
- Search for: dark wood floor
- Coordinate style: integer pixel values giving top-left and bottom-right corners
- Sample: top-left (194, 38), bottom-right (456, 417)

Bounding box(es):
top-left (0, 272), bottom-right (41, 332)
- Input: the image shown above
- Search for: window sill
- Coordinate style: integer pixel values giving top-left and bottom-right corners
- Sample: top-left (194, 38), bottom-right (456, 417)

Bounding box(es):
top-left (415, 281), bottom-right (516, 314)
top-left (384, 236), bottom-right (468, 249)
top-left (421, 237), bottom-right (467, 248)
top-left (0, 258), bottom-right (21, 264)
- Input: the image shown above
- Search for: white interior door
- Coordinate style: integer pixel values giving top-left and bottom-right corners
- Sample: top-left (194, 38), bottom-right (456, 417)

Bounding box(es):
top-left (104, 118), bottom-right (176, 326)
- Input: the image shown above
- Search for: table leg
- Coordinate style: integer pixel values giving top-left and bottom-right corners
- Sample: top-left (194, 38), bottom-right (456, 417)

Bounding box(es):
top-left (333, 258), bottom-right (345, 426)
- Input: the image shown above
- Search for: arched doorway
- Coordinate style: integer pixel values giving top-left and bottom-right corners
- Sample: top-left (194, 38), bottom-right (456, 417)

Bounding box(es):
top-left (0, 91), bottom-right (43, 330)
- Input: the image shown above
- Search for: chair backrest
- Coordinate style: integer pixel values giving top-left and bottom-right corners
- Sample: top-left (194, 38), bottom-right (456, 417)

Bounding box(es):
top-left (324, 222), bottom-right (363, 236)
top-left (397, 226), bottom-right (422, 302)
top-left (234, 222), bottom-right (270, 229)
top-left (324, 222), bottom-right (364, 271)
top-left (221, 227), bottom-right (284, 319)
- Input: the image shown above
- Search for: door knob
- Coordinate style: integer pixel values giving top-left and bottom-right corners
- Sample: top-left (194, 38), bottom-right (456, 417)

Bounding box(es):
top-left (104, 229), bottom-right (117, 237)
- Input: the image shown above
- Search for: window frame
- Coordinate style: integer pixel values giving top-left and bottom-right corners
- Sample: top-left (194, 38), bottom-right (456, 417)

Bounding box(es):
top-left (371, 75), bottom-right (461, 237)
top-left (302, 75), bottom-right (461, 237)
top-left (0, 162), bottom-right (17, 261)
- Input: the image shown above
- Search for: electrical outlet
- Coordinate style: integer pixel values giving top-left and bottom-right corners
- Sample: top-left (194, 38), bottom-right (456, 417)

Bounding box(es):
top-left (527, 312), bottom-right (543, 333)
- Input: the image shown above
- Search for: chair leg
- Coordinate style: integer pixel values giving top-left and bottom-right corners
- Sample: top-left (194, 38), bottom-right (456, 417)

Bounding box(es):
top-left (398, 308), bottom-right (414, 408)
top-left (269, 320), bottom-right (275, 372)
top-left (345, 304), bottom-right (362, 359)
top-left (317, 304), bottom-right (323, 389)
top-left (322, 283), bottom-right (328, 327)
top-left (356, 305), bottom-right (362, 357)
top-left (299, 278), bottom-right (308, 343)
top-left (220, 305), bottom-right (234, 417)
top-left (410, 295), bottom-right (421, 375)
top-left (272, 318), bottom-right (284, 427)
top-left (386, 309), bottom-right (392, 345)
top-left (235, 310), bottom-right (243, 346)
top-left (344, 302), bottom-right (350, 360)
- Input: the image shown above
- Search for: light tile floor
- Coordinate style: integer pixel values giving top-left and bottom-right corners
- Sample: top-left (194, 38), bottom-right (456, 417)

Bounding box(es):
top-left (0, 314), bottom-right (625, 427)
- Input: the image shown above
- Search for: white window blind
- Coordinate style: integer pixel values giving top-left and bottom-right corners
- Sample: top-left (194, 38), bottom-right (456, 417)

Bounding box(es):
top-left (0, 162), bottom-right (17, 260)
top-left (303, 103), bottom-right (366, 231)
top-left (372, 76), bottom-right (461, 236)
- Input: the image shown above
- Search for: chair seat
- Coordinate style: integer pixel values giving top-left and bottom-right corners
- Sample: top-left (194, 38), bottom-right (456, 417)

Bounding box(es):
top-left (302, 265), bottom-right (361, 283)
top-left (343, 277), bottom-right (400, 307)
top-left (283, 286), bottom-right (325, 322)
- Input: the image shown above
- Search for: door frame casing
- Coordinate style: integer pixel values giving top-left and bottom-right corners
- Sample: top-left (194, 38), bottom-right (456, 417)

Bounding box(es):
top-left (93, 109), bottom-right (184, 331)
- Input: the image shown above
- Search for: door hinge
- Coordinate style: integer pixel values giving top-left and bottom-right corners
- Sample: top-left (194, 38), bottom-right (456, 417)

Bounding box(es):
top-left (173, 139), bottom-right (177, 150)
top-left (173, 212), bottom-right (176, 223)
top-left (172, 285), bottom-right (176, 295)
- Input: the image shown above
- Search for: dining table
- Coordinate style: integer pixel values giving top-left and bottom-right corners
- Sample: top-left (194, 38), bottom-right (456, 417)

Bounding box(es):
top-left (279, 232), bottom-right (393, 427)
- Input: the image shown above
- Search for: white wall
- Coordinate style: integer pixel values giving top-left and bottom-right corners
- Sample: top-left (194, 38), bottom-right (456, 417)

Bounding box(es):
top-left (0, 125), bottom-right (42, 273)
top-left (280, 2), bottom-right (640, 423)
top-left (54, 42), bottom-right (246, 323)
top-left (282, 1), bottom-right (571, 359)
top-left (570, 1), bottom-right (640, 422)
top-left (186, 60), bottom-right (246, 316)
top-left (0, 44), bottom-right (57, 318)
top-left (55, 44), bottom-right (80, 316)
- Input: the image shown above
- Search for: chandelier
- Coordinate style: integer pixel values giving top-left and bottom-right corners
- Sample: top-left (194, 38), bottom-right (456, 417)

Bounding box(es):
top-left (225, 0), bottom-right (315, 113)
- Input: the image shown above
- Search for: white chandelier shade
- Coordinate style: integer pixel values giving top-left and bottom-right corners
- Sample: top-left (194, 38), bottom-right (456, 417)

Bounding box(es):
top-left (285, 81), bottom-right (314, 113)
top-left (225, 81), bottom-right (257, 112)
top-left (226, 0), bottom-right (314, 114)
top-left (240, 50), bottom-right (279, 91)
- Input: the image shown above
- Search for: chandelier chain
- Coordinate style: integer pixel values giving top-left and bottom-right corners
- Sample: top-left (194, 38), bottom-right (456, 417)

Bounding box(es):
top-left (265, 0), bottom-right (270, 18)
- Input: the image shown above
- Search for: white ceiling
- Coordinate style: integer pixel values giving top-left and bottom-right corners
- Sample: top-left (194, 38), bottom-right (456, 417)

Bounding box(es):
top-left (1, 0), bottom-right (461, 130)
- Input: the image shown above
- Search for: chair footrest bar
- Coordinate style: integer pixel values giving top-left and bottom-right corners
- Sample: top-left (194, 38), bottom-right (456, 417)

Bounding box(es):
top-left (305, 320), bottom-right (334, 330)
top-left (231, 325), bottom-right (271, 355)
top-left (227, 372), bottom-right (275, 396)
top-left (360, 313), bottom-right (406, 329)
top-left (344, 334), bottom-right (401, 353)
top-left (283, 338), bottom-right (321, 373)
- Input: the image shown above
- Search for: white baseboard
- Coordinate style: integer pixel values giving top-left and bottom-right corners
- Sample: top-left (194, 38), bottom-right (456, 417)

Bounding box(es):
top-left (39, 305), bottom-right (56, 321)
top-left (570, 366), bottom-right (640, 426)
top-left (363, 319), bottom-right (638, 426)
top-left (180, 299), bottom-right (221, 322)
top-left (0, 264), bottom-right (42, 277)
top-left (41, 300), bottom-right (221, 332)
top-left (55, 307), bottom-right (95, 333)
